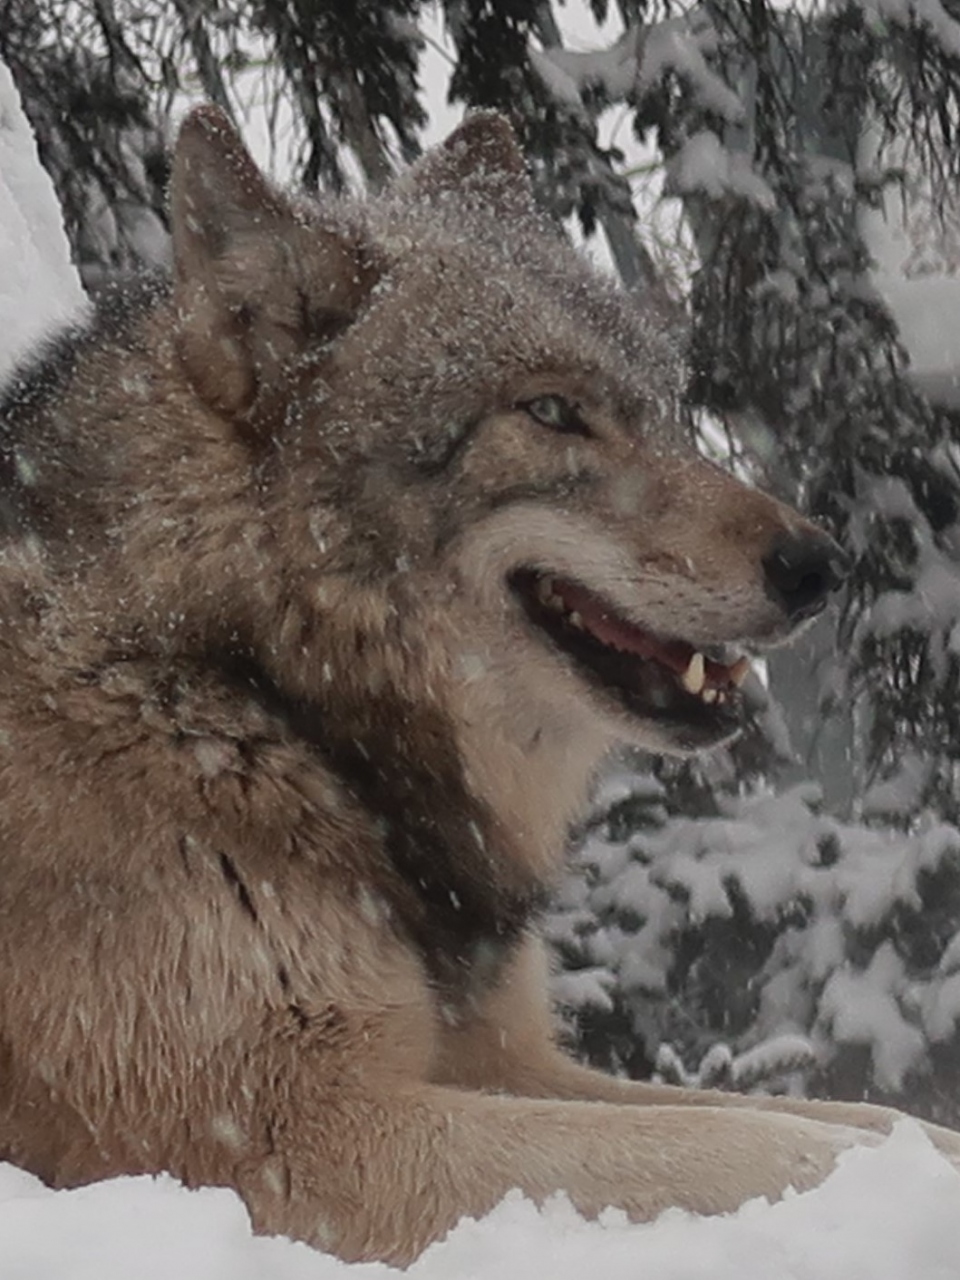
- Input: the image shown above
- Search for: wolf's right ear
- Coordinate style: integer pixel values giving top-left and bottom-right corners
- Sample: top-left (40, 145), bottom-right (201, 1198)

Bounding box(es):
top-left (171, 106), bottom-right (375, 424)
top-left (399, 112), bottom-right (536, 219)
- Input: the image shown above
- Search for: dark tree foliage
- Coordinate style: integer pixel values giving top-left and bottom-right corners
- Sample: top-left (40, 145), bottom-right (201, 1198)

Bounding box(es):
top-left (244, 0), bottom-right (425, 191)
top-left (0, 0), bottom-right (427, 286)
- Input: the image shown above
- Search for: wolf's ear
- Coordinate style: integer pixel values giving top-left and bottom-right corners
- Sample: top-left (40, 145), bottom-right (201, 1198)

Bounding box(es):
top-left (171, 106), bottom-right (375, 424)
top-left (401, 112), bottom-right (535, 217)
top-left (437, 112), bottom-right (527, 181)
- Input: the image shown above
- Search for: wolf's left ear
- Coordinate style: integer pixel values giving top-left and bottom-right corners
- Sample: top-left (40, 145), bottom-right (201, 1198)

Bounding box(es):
top-left (400, 112), bottom-right (536, 217)
top-left (171, 106), bottom-right (376, 424)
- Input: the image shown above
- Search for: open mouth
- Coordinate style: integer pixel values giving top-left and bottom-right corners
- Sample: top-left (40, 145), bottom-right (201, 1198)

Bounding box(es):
top-left (510, 569), bottom-right (752, 745)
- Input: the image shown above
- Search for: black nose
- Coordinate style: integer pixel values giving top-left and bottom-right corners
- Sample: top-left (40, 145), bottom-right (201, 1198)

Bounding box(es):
top-left (763, 531), bottom-right (850, 624)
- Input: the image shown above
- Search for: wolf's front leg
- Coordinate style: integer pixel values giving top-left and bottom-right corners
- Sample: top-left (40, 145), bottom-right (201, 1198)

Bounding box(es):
top-left (475, 1038), bottom-right (960, 1163)
top-left (239, 1083), bottom-right (866, 1265)
top-left (433, 934), bottom-right (960, 1165)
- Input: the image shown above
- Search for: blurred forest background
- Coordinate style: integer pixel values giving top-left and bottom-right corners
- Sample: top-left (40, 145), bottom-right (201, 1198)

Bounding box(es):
top-left (5, 0), bottom-right (960, 1121)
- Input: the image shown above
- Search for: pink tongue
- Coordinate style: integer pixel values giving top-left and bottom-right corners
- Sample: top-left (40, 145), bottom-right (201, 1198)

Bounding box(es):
top-left (553, 581), bottom-right (694, 674)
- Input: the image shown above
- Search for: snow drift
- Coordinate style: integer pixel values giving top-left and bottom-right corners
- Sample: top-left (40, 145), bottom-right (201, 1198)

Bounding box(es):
top-left (1, 1122), bottom-right (959, 1280)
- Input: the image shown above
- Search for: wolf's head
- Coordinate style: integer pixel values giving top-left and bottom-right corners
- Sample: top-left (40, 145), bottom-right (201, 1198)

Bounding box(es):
top-left (13, 108), bottom-right (845, 869)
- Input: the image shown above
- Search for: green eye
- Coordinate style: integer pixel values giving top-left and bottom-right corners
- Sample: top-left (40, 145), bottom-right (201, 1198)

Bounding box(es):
top-left (519, 395), bottom-right (592, 438)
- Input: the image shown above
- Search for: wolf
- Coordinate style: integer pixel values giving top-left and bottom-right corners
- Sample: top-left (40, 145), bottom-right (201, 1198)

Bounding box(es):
top-left (0, 105), bottom-right (956, 1266)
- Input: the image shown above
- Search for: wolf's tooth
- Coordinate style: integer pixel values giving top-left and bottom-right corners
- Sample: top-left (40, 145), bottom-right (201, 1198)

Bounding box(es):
top-left (730, 656), bottom-right (751, 687)
top-left (568, 611), bottom-right (584, 630)
top-left (680, 652), bottom-right (706, 695)
top-left (536, 577), bottom-right (554, 606)
top-left (702, 688), bottom-right (719, 705)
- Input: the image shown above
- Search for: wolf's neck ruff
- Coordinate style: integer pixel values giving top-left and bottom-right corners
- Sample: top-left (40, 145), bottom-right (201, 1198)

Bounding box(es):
top-left (209, 646), bottom-right (546, 999)
top-left (321, 728), bottom-right (547, 999)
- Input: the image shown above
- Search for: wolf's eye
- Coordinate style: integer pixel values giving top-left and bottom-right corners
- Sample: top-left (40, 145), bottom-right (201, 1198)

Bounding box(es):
top-left (519, 395), bottom-right (592, 438)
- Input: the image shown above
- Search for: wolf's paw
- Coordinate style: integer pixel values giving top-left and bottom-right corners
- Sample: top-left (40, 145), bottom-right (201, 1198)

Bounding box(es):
top-left (753, 1095), bottom-right (960, 1168)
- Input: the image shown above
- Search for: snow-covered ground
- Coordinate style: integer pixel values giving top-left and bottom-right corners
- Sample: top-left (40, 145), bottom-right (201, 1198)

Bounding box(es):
top-left (5, 37), bottom-right (960, 1280)
top-left (0, 1122), bottom-right (958, 1280)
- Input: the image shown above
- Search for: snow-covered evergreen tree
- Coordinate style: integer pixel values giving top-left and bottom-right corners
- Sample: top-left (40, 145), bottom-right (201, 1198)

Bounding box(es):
top-left (548, 771), bottom-right (960, 1122)
top-left (0, 0), bottom-right (168, 289)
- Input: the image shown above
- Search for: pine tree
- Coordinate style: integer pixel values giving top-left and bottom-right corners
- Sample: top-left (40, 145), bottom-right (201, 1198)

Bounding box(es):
top-left (0, 0), bottom-right (168, 288)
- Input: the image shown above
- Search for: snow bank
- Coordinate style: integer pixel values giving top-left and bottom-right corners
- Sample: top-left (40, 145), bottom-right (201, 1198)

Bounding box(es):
top-left (0, 58), bottom-right (86, 383)
top-left (1, 1122), bottom-right (958, 1279)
